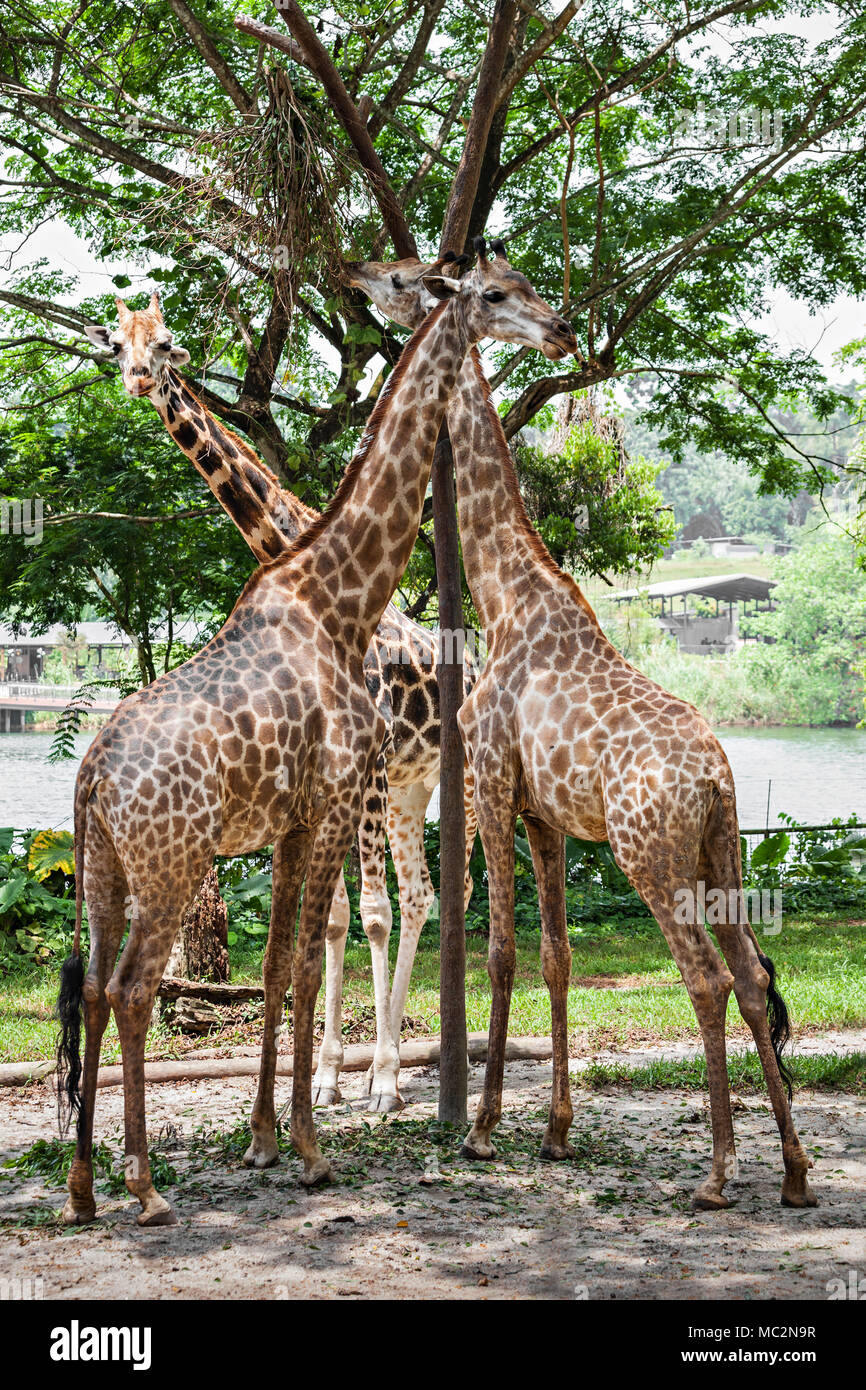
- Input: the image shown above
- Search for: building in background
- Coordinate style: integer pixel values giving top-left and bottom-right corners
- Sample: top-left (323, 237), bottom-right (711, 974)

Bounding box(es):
top-left (615, 574), bottom-right (777, 654)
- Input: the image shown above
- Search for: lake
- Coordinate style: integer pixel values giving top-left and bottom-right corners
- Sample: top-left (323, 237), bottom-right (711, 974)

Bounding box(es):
top-left (1, 725), bottom-right (864, 835)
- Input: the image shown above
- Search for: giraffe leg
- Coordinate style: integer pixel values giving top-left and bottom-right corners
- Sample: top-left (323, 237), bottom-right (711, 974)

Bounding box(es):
top-left (357, 759), bottom-right (402, 1113)
top-left (463, 795), bottom-right (516, 1161)
top-left (383, 781), bottom-right (436, 1077)
top-left (523, 816), bottom-right (574, 1161)
top-left (63, 828), bottom-right (128, 1226)
top-left (638, 880), bottom-right (738, 1210)
top-left (462, 757), bottom-right (478, 913)
top-left (108, 877), bottom-right (207, 1228)
top-left (714, 916), bottom-right (816, 1207)
top-left (699, 794), bottom-right (817, 1207)
top-left (312, 872), bottom-right (350, 1107)
top-left (245, 831), bottom-right (311, 1167)
top-left (291, 814), bottom-right (360, 1187)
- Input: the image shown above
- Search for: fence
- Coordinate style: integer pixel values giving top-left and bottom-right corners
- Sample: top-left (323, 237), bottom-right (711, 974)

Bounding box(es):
top-left (739, 821), bottom-right (866, 887)
top-left (0, 682), bottom-right (121, 711)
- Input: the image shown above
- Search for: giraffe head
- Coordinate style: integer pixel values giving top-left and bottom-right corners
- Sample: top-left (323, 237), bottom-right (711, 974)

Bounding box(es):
top-left (345, 238), bottom-right (577, 360)
top-left (84, 293), bottom-right (190, 397)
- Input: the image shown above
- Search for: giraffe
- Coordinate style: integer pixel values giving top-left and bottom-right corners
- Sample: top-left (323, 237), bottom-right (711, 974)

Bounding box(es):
top-left (349, 241), bottom-right (817, 1212)
top-left (58, 266), bottom-right (571, 1228)
top-left (84, 293), bottom-right (478, 1113)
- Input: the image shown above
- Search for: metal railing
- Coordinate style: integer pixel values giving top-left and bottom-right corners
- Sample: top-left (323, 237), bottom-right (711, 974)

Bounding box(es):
top-left (0, 682), bottom-right (121, 705)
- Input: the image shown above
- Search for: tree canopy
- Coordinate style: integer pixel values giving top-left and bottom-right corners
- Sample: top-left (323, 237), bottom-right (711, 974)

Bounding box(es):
top-left (1, 0), bottom-right (866, 633)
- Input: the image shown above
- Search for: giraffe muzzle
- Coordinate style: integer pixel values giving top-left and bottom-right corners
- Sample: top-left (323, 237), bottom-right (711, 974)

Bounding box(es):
top-left (123, 372), bottom-right (157, 397)
top-left (542, 316), bottom-right (578, 359)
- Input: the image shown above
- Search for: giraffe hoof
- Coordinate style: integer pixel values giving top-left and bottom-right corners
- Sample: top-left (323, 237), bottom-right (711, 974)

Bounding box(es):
top-left (367, 1091), bottom-right (404, 1115)
top-left (540, 1141), bottom-right (575, 1162)
top-left (461, 1139), bottom-right (496, 1161)
top-left (300, 1157), bottom-right (332, 1188)
top-left (136, 1197), bottom-right (177, 1228)
top-left (62, 1197), bottom-right (97, 1226)
top-left (691, 1188), bottom-right (731, 1212)
top-left (312, 1085), bottom-right (342, 1108)
top-left (781, 1177), bottom-right (818, 1208)
top-left (243, 1135), bottom-right (280, 1169)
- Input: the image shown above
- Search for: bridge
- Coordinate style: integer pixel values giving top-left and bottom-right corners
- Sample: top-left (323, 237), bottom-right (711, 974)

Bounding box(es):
top-left (0, 682), bottom-right (120, 731)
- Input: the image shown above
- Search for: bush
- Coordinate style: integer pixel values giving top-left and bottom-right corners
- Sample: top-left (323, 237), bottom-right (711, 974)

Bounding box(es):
top-left (0, 828), bottom-right (77, 968)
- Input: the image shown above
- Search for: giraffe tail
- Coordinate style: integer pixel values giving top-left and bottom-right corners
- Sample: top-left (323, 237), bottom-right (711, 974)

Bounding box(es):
top-left (709, 781), bottom-right (793, 1101)
top-left (55, 772), bottom-right (88, 1136)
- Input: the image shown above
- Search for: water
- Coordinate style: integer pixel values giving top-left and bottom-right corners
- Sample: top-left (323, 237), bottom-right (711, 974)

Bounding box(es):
top-left (1, 726), bottom-right (864, 834)
top-left (712, 726), bottom-right (866, 828)
top-left (0, 732), bottom-right (95, 832)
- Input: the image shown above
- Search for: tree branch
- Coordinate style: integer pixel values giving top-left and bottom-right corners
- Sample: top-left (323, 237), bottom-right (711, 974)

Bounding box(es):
top-left (439, 0), bottom-right (520, 253)
top-left (368, 0), bottom-right (447, 139)
top-left (239, 8), bottom-right (417, 258)
top-left (166, 0), bottom-right (253, 114)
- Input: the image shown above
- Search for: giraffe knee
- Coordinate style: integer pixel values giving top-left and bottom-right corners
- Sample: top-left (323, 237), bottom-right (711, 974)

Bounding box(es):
top-left (734, 958), bottom-right (770, 1026)
top-left (689, 961), bottom-right (734, 1015)
top-left (81, 974), bottom-right (102, 1006)
top-left (327, 884), bottom-right (350, 939)
top-left (82, 975), bottom-right (110, 1026)
top-left (360, 888), bottom-right (392, 947)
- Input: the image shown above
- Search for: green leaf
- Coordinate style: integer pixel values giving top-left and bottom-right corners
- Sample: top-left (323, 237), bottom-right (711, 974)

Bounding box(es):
top-left (751, 832), bottom-right (790, 869)
top-left (0, 873), bottom-right (28, 913)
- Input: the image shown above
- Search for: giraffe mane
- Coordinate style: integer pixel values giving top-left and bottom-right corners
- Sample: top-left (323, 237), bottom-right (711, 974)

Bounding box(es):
top-left (266, 301), bottom-right (448, 568)
top-left (166, 369), bottom-right (319, 533)
top-left (467, 350), bottom-right (602, 626)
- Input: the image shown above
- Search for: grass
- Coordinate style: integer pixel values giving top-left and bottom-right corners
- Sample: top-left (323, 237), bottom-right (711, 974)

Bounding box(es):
top-left (2, 909), bottom-right (865, 1064)
top-left (575, 1051), bottom-right (866, 1094)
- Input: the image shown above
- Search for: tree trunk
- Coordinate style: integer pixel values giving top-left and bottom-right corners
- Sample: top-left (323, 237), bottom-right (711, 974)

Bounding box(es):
top-left (166, 868), bottom-right (230, 982)
top-left (433, 429), bottom-right (468, 1125)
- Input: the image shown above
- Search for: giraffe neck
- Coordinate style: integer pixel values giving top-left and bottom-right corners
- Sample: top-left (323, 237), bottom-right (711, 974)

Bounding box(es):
top-left (447, 348), bottom-right (595, 634)
top-left (279, 299), bottom-right (470, 655)
top-left (150, 370), bottom-right (317, 563)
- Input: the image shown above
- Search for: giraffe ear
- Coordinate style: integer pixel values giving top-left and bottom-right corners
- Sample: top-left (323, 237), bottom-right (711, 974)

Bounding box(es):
top-left (420, 274), bottom-right (461, 301)
top-left (167, 345), bottom-right (190, 366)
top-left (84, 324), bottom-right (112, 348)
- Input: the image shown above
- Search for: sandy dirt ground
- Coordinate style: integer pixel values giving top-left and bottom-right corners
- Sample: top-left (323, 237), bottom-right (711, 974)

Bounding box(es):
top-left (1, 1032), bottom-right (864, 1301)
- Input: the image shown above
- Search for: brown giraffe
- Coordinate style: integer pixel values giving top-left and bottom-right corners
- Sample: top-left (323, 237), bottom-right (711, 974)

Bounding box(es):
top-left (58, 267), bottom-right (571, 1228)
top-left (350, 241), bottom-right (817, 1212)
top-left (85, 294), bottom-right (477, 1113)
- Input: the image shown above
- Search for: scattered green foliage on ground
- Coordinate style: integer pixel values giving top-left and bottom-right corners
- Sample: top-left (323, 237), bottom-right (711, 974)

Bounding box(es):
top-left (0, 1136), bottom-right (178, 1197)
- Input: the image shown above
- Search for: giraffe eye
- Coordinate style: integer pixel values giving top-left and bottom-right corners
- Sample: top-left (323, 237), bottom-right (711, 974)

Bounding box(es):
top-left (483, 289), bottom-right (506, 303)
top-left (156, 341), bottom-right (172, 352)
top-left (110, 342), bottom-right (122, 354)
top-left (391, 275), bottom-right (403, 289)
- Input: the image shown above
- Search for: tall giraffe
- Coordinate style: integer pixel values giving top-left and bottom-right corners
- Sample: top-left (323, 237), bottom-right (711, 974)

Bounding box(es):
top-left (350, 242), bottom-right (817, 1212)
top-left (59, 268), bottom-right (572, 1228)
top-left (85, 292), bottom-right (477, 1113)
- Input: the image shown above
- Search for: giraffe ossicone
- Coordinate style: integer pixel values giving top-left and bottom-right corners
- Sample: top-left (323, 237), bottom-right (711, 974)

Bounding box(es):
top-left (351, 243), bottom-right (816, 1213)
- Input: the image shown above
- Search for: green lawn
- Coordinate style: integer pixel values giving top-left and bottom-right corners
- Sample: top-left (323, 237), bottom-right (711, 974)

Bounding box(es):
top-left (3, 911), bottom-right (864, 1065)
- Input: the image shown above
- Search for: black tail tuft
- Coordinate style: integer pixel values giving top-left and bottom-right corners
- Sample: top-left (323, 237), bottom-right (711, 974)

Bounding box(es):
top-left (758, 950), bottom-right (793, 1101)
top-left (55, 952), bottom-right (84, 1137)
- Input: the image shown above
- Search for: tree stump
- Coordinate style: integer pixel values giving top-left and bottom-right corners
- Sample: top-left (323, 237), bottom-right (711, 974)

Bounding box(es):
top-left (166, 868), bottom-right (230, 983)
